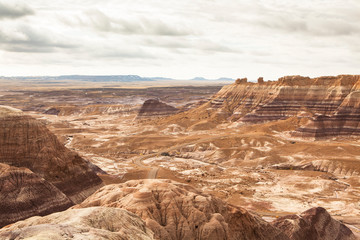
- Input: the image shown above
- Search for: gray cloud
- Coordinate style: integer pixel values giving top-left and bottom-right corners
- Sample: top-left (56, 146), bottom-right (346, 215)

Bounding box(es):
top-left (63, 9), bottom-right (195, 36)
top-left (92, 47), bottom-right (154, 59)
top-left (259, 15), bottom-right (359, 37)
top-left (0, 1), bottom-right (34, 19)
top-left (0, 26), bottom-right (77, 53)
top-left (256, 4), bottom-right (360, 37)
top-left (144, 38), bottom-right (239, 54)
top-left (258, 15), bottom-right (307, 33)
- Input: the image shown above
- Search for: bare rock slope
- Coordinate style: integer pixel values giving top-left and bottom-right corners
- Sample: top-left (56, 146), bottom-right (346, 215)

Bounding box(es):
top-left (272, 207), bottom-right (356, 240)
top-left (76, 179), bottom-right (289, 240)
top-left (0, 105), bottom-right (103, 203)
top-left (0, 207), bottom-right (154, 240)
top-left (0, 163), bottom-right (73, 228)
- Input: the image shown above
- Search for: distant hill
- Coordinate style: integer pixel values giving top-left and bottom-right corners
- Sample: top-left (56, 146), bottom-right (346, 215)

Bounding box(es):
top-left (2, 75), bottom-right (168, 82)
top-left (55, 75), bottom-right (155, 82)
top-left (191, 77), bottom-right (234, 81)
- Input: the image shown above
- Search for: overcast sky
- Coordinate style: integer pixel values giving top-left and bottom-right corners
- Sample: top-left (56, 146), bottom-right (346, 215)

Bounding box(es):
top-left (0, 0), bottom-right (359, 80)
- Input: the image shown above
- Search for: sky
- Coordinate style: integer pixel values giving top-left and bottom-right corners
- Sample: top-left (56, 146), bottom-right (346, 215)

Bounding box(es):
top-left (0, 0), bottom-right (359, 80)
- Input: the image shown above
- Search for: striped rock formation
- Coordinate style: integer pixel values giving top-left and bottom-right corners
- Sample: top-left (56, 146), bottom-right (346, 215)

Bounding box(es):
top-left (184, 75), bottom-right (360, 138)
top-left (0, 105), bottom-right (103, 226)
top-left (0, 163), bottom-right (73, 228)
top-left (137, 99), bottom-right (179, 118)
top-left (76, 179), bottom-right (289, 240)
top-left (272, 207), bottom-right (356, 240)
top-left (0, 106), bottom-right (103, 203)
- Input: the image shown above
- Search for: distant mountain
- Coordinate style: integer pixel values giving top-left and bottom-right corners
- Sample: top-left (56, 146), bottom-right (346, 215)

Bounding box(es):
top-left (2, 75), bottom-right (159, 82)
top-left (149, 77), bottom-right (173, 80)
top-left (216, 77), bottom-right (234, 81)
top-left (191, 77), bottom-right (208, 81)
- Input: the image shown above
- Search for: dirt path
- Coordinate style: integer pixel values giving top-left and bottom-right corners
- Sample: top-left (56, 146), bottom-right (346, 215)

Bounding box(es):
top-left (133, 153), bottom-right (159, 179)
top-left (148, 167), bottom-right (159, 179)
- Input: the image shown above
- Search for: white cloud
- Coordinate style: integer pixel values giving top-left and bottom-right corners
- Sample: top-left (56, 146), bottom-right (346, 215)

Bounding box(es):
top-left (0, 0), bottom-right (359, 79)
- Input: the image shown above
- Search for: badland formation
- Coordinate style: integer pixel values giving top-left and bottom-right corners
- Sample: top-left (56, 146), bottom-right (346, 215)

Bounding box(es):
top-left (0, 75), bottom-right (359, 239)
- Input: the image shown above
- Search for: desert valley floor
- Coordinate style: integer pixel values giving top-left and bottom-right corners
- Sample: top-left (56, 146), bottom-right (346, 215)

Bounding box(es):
top-left (0, 76), bottom-right (360, 239)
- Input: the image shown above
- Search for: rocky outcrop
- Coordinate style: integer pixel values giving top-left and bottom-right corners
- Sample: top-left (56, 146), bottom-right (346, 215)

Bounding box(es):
top-left (137, 99), bottom-right (179, 118)
top-left (235, 78), bottom-right (248, 84)
top-left (272, 207), bottom-right (356, 240)
top-left (187, 75), bottom-right (360, 138)
top-left (43, 107), bottom-right (61, 115)
top-left (0, 163), bottom-right (73, 228)
top-left (0, 207), bottom-right (154, 240)
top-left (76, 179), bottom-right (288, 240)
top-left (0, 105), bottom-right (103, 203)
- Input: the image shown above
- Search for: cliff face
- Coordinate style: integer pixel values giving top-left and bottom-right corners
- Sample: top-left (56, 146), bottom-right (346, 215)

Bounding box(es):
top-left (0, 106), bottom-right (103, 203)
top-left (197, 75), bottom-right (360, 138)
top-left (76, 179), bottom-right (288, 240)
top-left (137, 99), bottom-right (179, 118)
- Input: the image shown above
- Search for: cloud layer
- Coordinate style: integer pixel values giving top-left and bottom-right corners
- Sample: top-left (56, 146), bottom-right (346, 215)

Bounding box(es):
top-left (0, 0), bottom-right (359, 79)
top-left (0, 1), bottom-right (33, 19)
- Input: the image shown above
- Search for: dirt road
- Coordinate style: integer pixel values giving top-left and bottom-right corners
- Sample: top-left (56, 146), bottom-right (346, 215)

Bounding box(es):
top-left (133, 153), bottom-right (159, 179)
